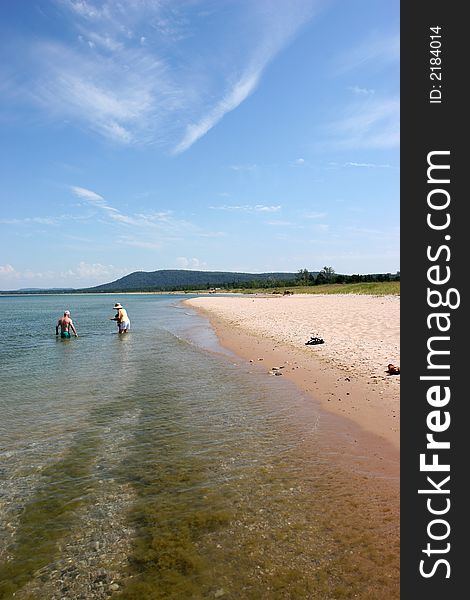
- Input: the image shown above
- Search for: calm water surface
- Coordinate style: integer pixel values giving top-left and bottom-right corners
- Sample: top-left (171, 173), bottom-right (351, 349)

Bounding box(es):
top-left (1, 294), bottom-right (339, 599)
top-left (1, 294), bottom-right (400, 599)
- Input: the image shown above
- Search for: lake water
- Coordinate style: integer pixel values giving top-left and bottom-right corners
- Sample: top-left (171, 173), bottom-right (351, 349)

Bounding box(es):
top-left (0, 294), bottom-right (399, 600)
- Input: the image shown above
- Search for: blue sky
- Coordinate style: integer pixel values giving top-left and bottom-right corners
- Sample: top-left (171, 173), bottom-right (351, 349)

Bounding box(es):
top-left (0, 0), bottom-right (399, 289)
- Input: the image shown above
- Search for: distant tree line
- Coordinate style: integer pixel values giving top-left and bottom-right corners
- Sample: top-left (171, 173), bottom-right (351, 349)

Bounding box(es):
top-left (202, 267), bottom-right (400, 291)
top-left (292, 266), bottom-right (400, 287)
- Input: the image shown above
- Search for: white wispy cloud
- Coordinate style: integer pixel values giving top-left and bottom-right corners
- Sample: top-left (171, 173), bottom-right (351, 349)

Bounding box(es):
top-left (71, 185), bottom-right (133, 222)
top-left (174, 70), bottom-right (263, 154)
top-left (3, 0), bottom-right (318, 152)
top-left (311, 223), bottom-right (329, 232)
top-left (345, 225), bottom-right (399, 239)
top-left (71, 185), bottom-right (152, 225)
top-left (328, 97), bottom-right (399, 149)
top-left (70, 185), bottom-right (224, 244)
top-left (304, 211), bottom-right (327, 219)
top-left (70, 185), bottom-right (105, 202)
top-left (68, 261), bottom-right (126, 280)
top-left (174, 0), bottom-right (318, 153)
top-left (0, 214), bottom-right (90, 226)
top-left (0, 216), bottom-right (58, 226)
top-left (64, 1), bottom-right (105, 20)
top-left (228, 164), bottom-right (258, 172)
top-left (334, 32), bottom-right (399, 74)
top-left (0, 261), bottom-right (128, 287)
top-left (119, 239), bottom-right (162, 250)
top-left (344, 162), bottom-right (391, 168)
top-left (198, 231), bottom-right (226, 238)
top-left (176, 257), bottom-right (207, 269)
top-left (348, 85), bottom-right (375, 95)
top-left (0, 264), bottom-right (15, 275)
top-left (210, 204), bottom-right (281, 213)
top-left (0, 266), bottom-right (52, 283)
top-left (26, 41), bottom-right (166, 144)
top-left (266, 220), bottom-right (294, 226)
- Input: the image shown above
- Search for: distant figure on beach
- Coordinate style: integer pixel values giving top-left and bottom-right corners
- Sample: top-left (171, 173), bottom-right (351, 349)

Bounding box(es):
top-left (56, 310), bottom-right (78, 338)
top-left (110, 303), bottom-right (131, 334)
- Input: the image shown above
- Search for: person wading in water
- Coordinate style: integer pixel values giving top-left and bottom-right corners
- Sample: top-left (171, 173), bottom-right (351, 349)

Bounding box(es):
top-left (56, 310), bottom-right (78, 338)
top-left (110, 303), bottom-right (131, 334)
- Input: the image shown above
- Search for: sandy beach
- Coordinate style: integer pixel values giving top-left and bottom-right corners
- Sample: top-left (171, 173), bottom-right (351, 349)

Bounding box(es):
top-left (184, 294), bottom-right (400, 451)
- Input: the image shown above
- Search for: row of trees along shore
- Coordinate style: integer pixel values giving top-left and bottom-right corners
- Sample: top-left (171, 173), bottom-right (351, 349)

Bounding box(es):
top-left (208, 267), bottom-right (400, 291)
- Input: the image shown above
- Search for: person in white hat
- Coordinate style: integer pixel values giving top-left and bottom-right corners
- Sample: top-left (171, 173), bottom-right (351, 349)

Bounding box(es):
top-left (110, 302), bottom-right (131, 334)
top-left (55, 310), bottom-right (78, 338)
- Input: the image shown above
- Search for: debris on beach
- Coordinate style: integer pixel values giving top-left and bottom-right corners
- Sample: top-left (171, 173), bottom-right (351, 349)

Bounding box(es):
top-left (305, 336), bottom-right (324, 346)
top-left (386, 364), bottom-right (400, 375)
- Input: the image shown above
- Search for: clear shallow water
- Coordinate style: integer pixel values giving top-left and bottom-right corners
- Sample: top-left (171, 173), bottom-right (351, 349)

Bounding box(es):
top-left (0, 294), bottom-right (399, 600)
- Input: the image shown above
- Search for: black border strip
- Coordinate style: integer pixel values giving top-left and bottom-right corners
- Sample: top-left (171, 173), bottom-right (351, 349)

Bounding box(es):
top-left (401, 2), bottom-right (466, 597)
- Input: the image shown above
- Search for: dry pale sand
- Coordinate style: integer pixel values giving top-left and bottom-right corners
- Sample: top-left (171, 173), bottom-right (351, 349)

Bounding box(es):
top-left (184, 294), bottom-right (400, 452)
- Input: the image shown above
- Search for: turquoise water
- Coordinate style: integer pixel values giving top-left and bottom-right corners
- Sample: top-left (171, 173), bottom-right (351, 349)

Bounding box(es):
top-left (1, 294), bottom-right (335, 599)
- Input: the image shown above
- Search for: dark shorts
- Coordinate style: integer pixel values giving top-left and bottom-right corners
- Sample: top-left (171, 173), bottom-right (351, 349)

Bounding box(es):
top-left (60, 331), bottom-right (71, 339)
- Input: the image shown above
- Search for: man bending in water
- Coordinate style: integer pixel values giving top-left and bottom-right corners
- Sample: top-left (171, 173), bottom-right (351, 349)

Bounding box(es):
top-left (56, 310), bottom-right (78, 338)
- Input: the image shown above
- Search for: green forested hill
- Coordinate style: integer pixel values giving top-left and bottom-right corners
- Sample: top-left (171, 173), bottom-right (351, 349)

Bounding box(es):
top-left (82, 269), bottom-right (298, 292)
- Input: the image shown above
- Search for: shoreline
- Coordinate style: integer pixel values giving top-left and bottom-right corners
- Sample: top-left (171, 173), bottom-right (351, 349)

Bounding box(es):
top-left (183, 294), bottom-right (400, 464)
top-left (182, 294), bottom-right (400, 595)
